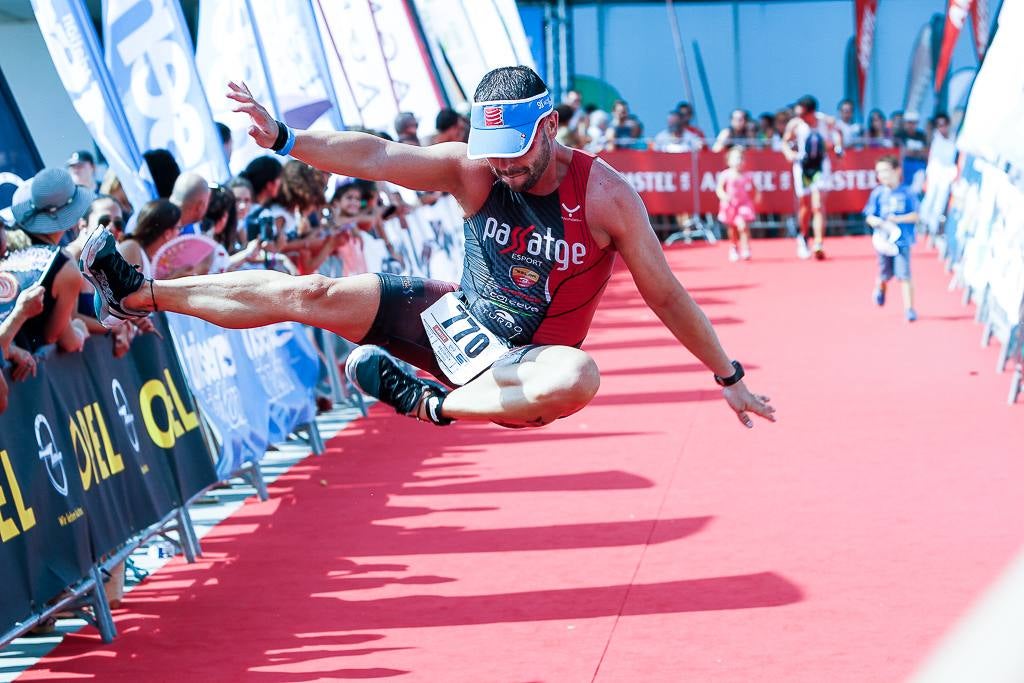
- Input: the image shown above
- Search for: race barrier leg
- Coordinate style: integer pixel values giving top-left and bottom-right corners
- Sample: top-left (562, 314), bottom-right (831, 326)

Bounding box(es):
top-left (88, 566), bottom-right (117, 644)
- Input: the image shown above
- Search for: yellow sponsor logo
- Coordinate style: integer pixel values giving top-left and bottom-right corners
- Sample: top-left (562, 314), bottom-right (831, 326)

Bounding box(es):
top-left (0, 450), bottom-right (36, 542)
top-left (140, 369), bottom-right (199, 449)
top-left (69, 402), bottom-right (125, 492)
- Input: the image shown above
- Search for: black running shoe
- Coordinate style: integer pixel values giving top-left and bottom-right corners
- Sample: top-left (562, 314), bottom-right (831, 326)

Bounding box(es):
top-left (79, 226), bottom-right (149, 327)
top-left (345, 345), bottom-right (450, 423)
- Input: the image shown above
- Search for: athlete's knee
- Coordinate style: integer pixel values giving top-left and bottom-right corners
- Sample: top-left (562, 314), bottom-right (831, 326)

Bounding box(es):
top-left (531, 349), bottom-right (600, 408)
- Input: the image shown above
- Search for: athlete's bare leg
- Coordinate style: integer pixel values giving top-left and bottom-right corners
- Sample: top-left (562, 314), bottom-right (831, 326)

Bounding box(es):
top-left (810, 189), bottom-right (825, 247)
top-left (122, 271), bottom-right (382, 340)
top-left (440, 345), bottom-right (600, 427)
top-left (797, 197), bottom-right (811, 238)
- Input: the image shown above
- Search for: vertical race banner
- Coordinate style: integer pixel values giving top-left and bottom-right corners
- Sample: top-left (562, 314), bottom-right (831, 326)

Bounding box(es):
top-left (248, 0), bottom-right (344, 131)
top-left (936, 0), bottom-right (974, 91)
top-left (413, 0), bottom-right (490, 105)
top-left (370, 0), bottom-right (447, 136)
top-left (315, 0), bottom-right (399, 133)
top-left (0, 66), bottom-right (42, 217)
top-left (103, 0), bottom-right (231, 182)
top-left (195, 0), bottom-right (280, 174)
top-left (493, 0), bottom-right (537, 68)
top-left (30, 0), bottom-right (154, 211)
top-left (970, 0), bottom-right (990, 62)
top-left (855, 0), bottom-right (878, 116)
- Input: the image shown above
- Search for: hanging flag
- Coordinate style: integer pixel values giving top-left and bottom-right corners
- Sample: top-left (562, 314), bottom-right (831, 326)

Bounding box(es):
top-left (904, 19), bottom-right (936, 115)
top-left (196, 0), bottom-right (279, 174)
top-left (492, 0), bottom-right (537, 69)
top-left (248, 0), bottom-right (344, 132)
top-left (0, 66), bottom-right (43, 217)
top-left (935, 0), bottom-right (975, 91)
top-left (413, 0), bottom-right (490, 106)
top-left (103, 0), bottom-right (230, 183)
top-left (30, 0), bottom-right (154, 211)
top-left (369, 0), bottom-right (446, 136)
top-left (854, 0), bottom-right (878, 114)
top-left (970, 0), bottom-right (990, 62)
top-left (315, 0), bottom-right (399, 134)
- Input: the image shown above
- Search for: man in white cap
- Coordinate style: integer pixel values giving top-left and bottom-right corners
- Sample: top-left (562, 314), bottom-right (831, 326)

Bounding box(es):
top-left (9, 168), bottom-right (91, 353)
top-left (66, 150), bottom-right (98, 190)
top-left (80, 66), bottom-right (775, 431)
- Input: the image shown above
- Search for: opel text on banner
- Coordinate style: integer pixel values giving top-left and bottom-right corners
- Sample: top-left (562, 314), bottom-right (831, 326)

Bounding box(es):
top-left (0, 329), bottom-right (214, 630)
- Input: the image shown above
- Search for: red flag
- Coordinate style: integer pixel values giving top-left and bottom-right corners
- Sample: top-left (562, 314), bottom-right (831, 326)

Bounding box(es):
top-left (970, 0), bottom-right (989, 61)
top-left (855, 0), bottom-right (878, 112)
top-left (936, 0), bottom-right (974, 91)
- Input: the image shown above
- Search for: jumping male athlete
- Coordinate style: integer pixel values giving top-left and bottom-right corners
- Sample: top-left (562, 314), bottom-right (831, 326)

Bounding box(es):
top-left (80, 66), bottom-right (775, 430)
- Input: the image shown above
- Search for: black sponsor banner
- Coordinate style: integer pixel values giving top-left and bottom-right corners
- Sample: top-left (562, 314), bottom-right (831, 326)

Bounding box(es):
top-left (0, 325), bottom-right (214, 627)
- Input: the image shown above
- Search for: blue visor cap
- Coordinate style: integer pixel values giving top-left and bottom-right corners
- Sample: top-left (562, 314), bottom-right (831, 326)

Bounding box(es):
top-left (467, 91), bottom-right (554, 160)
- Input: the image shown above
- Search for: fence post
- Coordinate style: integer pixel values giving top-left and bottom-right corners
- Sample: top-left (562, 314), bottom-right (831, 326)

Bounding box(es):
top-left (89, 566), bottom-right (117, 643)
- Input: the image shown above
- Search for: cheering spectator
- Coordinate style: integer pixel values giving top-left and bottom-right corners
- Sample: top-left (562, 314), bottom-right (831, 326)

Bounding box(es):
top-left (216, 121), bottom-right (233, 167)
top-left (271, 161), bottom-right (338, 274)
top-left (143, 148), bottom-right (181, 199)
top-left (835, 99), bottom-right (862, 145)
top-left (712, 109), bottom-right (751, 152)
top-left (172, 173), bottom-right (212, 235)
top-left (676, 101), bottom-right (706, 142)
top-left (99, 169), bottom-right (133, 219)
top-left (118, 199), bottom-right (181, 277)
top-left (865, 109), bottom-right (892, 148)
top-left (653, 111), bottom-right (701, 152)
top-left (894, 111), bottom-right (928, 160)
top-left (239, 156), bottom-right (284, 245)
top-left (432, 108), bottom-right (468, 144)
top-left (8, 168), bottom-right (89, 353)
top-left (66, 150), bottom-right (98, 190)
top-left (394, 112), bottom-right (421, 146)
top-left (716, 146), bottom-right (758, 262)
top-left (229, 176), bottom-right (255, 226)
top-left (931, 112), bottom-right (953, 145)
top-left (555, 104), bottom-right (588, 149)
top-left (586, 109), bottom-right (611, 152)
top-left (74, 195), bottom-right (138, 357)
top-left (204, 185), bottom-right (258, 270)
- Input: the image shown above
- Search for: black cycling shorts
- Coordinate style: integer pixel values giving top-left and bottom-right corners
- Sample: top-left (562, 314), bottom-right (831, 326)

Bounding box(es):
top-left (358, 273), bottom-right (538, 386)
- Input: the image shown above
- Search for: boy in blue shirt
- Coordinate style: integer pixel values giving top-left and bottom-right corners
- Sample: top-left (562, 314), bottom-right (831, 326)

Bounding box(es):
top-left (864, 155), bottom-right (919, 321)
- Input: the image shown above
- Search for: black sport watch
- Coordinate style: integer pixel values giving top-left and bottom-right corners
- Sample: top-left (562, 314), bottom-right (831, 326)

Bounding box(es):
top-left (713, 360), bottom-right (745, 387)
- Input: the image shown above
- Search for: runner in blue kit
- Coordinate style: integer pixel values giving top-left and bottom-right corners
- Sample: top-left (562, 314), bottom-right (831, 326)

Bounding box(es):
top-left (79, 66), bottom-right (775, 430)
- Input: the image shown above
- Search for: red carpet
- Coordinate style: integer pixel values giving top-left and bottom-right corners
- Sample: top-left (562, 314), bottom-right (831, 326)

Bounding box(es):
top-left (24, 237), bottom-right (1024, 682)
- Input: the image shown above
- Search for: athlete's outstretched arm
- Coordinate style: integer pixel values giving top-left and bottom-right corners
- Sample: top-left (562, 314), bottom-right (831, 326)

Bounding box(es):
top-left (589, 162), bottom-right (775, 428)
top-left (227, 81), bottom-right (479, 195)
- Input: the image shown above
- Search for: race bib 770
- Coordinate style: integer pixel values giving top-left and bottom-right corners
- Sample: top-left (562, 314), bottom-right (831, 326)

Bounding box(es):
top-left (421, 292), bottom-right (510, 386)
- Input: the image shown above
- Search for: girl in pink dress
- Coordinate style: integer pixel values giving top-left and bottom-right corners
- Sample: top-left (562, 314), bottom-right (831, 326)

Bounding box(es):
top-left (716, 146), bottom-right (758, 261)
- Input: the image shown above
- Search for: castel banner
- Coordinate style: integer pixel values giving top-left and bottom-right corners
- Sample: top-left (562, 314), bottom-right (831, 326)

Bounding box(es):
top-left (0, 326), bottom-right (214, 628)
top-left (600, 148), bottom-right (888, 215)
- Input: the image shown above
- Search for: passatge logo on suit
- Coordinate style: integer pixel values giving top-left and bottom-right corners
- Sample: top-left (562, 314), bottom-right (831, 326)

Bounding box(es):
top-left (481, 216), bottom-right (586, 272)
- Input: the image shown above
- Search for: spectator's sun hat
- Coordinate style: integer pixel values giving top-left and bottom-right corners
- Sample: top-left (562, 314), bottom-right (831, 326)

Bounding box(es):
top-left (11, 168), bottom-right (95, 235)
top-left (467, 90), bottom-right (555, 160)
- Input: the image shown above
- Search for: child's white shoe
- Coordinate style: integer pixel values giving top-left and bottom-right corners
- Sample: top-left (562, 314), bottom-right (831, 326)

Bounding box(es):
top-left (728, 246), bottom-right (740, 262)
top-left (740, 247), bottom-right (751, 260)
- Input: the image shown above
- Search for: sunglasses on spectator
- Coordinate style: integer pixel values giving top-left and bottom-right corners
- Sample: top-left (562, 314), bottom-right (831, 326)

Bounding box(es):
top-left (97, 215), bottom-right (124, 231)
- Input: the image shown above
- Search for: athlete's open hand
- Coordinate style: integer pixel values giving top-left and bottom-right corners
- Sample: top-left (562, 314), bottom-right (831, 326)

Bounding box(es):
top-left (722, 381), bottom-right (775, 429)
top-left (227, 81), bottom-right (278, 149)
